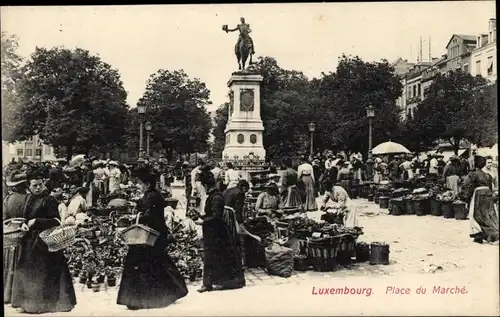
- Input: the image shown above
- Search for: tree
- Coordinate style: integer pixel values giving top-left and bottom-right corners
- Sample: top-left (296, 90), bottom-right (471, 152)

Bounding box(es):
top-left (7, 47), bottom-right (130, 160)
top-left (1, 32), bottom-right (24, 141)
top-left (211, 102), bottom-right (229, 159)
top-left (315, 55), bottom-right (403, 155)
top-left (413, 70), bottom-right (490, 154)
top-left (137, 69), bottom-right (212, 160)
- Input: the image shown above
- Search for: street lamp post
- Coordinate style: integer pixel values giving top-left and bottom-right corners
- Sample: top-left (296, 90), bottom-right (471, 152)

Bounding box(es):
top-left (308, 122), bottom-right (316, 157)
top-left (366, 105), bottom-right (375, 181)
top-left (137, 105), bottom-right (146, 161)
top-left (145, 121), bottom-right (152, 158)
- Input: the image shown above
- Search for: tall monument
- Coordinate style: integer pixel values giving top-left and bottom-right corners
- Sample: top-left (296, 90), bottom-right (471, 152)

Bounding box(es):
top-left (222, 18), bottom-right (265, 161)
top-left (222, 72), bottom-right (266, 160)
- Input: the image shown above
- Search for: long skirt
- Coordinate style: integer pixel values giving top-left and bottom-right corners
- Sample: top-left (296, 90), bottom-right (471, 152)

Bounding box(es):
top-left (281, 185), bottom-right (303, 210)
top-left (117, 234), bottom-right (188, 309)
top-left (301, 175), bottom-right (318, 211)
top-left (11, 231), bottom-right (76, 313)
top-left (202, 212), bottom-right (245, 288)
top-left (446, 175), bottom-right (460, 194)
top-left (3, 246), bottom-right (21, 304)
top-left (468, 186), bottom-right (499, 242)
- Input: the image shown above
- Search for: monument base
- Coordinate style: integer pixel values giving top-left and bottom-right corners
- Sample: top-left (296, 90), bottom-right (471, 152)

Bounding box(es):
top-left (222, 147), bottom-right (266, 162)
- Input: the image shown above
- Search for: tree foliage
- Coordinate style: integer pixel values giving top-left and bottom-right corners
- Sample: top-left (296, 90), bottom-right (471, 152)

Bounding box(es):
top-left (1, 32), bottom-right (24, 141)
top-left (7, 47), bottom-right (129, 160)
top-left (412, 70), bottom-right (493, 154)
top-left (137, 69), bottom-right (212, 160)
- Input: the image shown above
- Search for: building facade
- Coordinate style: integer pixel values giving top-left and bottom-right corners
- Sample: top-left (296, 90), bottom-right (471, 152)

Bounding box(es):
top-left (2, 135), bottom-right (58, 165)
top-left (470, 18), bottom-right (497, 83)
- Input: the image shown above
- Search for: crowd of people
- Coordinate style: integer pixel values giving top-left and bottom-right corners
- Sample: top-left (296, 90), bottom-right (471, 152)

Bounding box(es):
top-left (3, 148), bottom-right (498, 314)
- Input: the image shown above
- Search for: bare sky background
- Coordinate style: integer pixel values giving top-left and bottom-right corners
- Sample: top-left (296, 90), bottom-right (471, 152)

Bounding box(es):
top-left (1, 2), bottom-right (496, 111)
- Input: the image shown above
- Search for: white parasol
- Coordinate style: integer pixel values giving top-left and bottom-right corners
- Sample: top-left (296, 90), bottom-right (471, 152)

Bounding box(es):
top-left (372, 141), bottom-right (411, 155)
top-left (69, 154), bottom-right (86, 168)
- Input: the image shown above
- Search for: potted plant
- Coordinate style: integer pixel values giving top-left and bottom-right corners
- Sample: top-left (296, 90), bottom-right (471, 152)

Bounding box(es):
top-left (78, 271), bottom-right (88, 284)
top-left (91, 276), bottom-right (101, 292)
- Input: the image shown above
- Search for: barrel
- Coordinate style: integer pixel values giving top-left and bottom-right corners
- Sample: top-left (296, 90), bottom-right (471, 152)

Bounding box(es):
top-left (390, 199), bottom-right (405, 215)
top-left (453, 201), bottom-right (468, 220)
top-left (442, 201), bottom-right (454, 218)
top-left (379, 196), bottom-right (390, 209)
top-left (430, 198), bottom-right (442, 216)
top-left (404, 198), bottom-right (415, 214)
top-left (355, 242), bottom-right (370, 262)
top-left (414, 198), bottom-right (430, 216)
top-left (369, 243), bottom-right (390, 265)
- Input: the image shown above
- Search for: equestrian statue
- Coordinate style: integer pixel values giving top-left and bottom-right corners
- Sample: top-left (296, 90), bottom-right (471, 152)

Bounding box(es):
top-left (223, 17), bottom-right (255, 71)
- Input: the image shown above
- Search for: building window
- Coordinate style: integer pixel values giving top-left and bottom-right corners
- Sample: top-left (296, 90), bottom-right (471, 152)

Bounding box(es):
top-left (413, 86), bottom-right (416, 97)
top-left (44, 146), bottom-right (51, 155)
top-left (17, 149), bottom-right (23, 157)
top-left (463, 64), bottom-right (469, 73)
top-left (417, 84), bottom-right (421, 96)
top-left (487, 56), bottom-right (493, 75)
top-left (476, 60), bottom-right (481, 75)
top-left (35, 149), bottom-right (42, 157)
top-left (26, 149), bottom-right (33, 157)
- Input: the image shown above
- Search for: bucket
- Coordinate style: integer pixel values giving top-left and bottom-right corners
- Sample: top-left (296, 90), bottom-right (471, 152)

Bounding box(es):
top-left (350, 189), bottom-right (358, 199)
top-left (355, 242), bottom-right (370, 262)
top-left (453, 202), bottom-right (468, 220)
top-left (442, 201), bottom-right (454, 218)
top-left (414, 199), bottom-right (429, 216)
top-left (369, 243), bottom-right (390, 265)
top-left (293, 257), bottom-right (309, 271)
top-left (430, 199), bottom-right (442, 216)
top-left (404, 198), bottom-right (414, 214)
top-left (367, 194), bottom-right (374, 202)
top-left (374, 196), bottom-right (380, 204)
top-left (390, 199), bottom-right (405, 216)
top-left (379, 196), bottom-right (390, 209)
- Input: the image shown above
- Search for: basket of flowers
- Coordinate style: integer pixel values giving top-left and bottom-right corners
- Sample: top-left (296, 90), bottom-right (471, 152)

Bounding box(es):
top-left (120, 212), bottom-right (159, 246)
top-left (3, 218), bottom-right (29, 248)
top-left (39, 222), bottom-right (78, 252)
top-left (453, 199), bottom-right (467, 220)
top-left (437, 191), bottom-right (456, 218)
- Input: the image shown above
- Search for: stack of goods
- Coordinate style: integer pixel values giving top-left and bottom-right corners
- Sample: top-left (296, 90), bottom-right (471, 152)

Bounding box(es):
top-left (389, 188), bottom-right (410, 215)
top-left (374, 182), bottom-right (392, 205)
top-left (411, 188), bottom-right (430, 216)
top-left (166, 217), bottom-right (203, 281)
top-left (243, 217), bottom-right (275, 268)
top-left (436, 191), bottom-right (456, 219)
top-left (264, 243), bottom-right (294, 278)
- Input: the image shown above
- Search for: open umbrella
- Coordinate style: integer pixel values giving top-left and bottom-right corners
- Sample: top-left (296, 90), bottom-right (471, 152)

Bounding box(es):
top-left (69, 154), bottom-right (86, 168)
top-left (372, 141), bottom-right (411, 155)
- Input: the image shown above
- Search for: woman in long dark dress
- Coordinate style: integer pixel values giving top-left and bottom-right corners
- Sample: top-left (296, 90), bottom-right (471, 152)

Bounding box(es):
top-left (337, 161), bottom-right (352, 193)
top-left (10, 171), bottom-right (76, 313)
top-left (3, 171), bottom-right (29, 304)
top-left (198, 166), bottom-right (245, 293)
top-left (117, 167), bottom-right (188, 310)
top-left (280, 158), bottom-right (303, 210)
top-left (461, 156), bottom-right (499, 244)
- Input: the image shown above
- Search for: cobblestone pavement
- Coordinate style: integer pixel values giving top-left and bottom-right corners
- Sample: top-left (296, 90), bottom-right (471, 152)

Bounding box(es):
top-left (5, 190), bottom-right (499, 316)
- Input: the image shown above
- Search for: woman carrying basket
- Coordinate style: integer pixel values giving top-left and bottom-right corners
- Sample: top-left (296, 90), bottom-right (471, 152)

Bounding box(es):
top-left (3, 170), bottom-right (29, 304)
top-left (10, 169), bottom-right (76, 313)
top-left (117, 166), bottom-right (188, 310)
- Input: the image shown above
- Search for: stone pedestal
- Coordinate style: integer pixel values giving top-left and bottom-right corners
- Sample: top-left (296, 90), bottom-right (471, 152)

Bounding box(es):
top-left (222, 72), bottom-right (266, 161)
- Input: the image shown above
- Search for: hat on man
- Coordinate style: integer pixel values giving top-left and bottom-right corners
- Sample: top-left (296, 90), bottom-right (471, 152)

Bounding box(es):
top-left (51, 187), bottom-right (64, 198)
top-left (449, 155), bottom-right (459, 161)
top-left (264, 180), bottom-right (278, 188)
top-left (6, 170), bottom-right (28, 187)
top-left (109, 161), bottom-right (119, 166)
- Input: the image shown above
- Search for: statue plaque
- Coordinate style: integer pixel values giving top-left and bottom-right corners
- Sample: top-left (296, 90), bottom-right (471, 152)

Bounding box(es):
top-left (240, 89), bottom-right (254, 111)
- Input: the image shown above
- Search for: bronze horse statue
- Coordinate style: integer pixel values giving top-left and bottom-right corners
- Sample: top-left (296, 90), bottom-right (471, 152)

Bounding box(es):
top-left (235, 35), bottom-right (253, 71)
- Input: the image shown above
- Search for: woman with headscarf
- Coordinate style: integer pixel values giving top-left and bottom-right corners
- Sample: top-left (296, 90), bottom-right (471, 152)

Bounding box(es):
top-left (3, 171), bottom-right (29, 304)
top-left (279, 157), bottom-right (304, 211)
top-left (198, 165), bottom-right (245, 293)
top-left (460, 155), bottom-right (499, 244)
top-left (319, 179), bottom-right (360, 228)
top-left (117, 166), bottom-right (188, 310)
top-left (297, 157), bottom-right (318, 211)
top-left (10, 169), bottom-right (76, 313)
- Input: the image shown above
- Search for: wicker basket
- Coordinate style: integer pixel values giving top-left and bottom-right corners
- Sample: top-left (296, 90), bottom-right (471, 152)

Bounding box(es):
top-left (120, 212), bottom-right (159, 246)
top-left (307, 237), bottom-right (341, 272)
top-left (39, 224), bottom-right (78, 252)
top-left (4, 218), bottom-right (29, 248)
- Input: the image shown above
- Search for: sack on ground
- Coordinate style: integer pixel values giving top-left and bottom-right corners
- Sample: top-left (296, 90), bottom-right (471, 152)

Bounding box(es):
top-left (265, 243), bottom-right (294, 278)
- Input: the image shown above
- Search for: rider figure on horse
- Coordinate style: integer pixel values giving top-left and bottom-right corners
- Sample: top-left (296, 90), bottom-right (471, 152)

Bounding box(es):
top-left (226, 17), bottom-right (255, 55)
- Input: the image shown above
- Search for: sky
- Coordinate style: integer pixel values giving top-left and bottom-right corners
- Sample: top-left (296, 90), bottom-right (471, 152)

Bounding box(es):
top-left (1, 2), bottom-right (496, 111)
